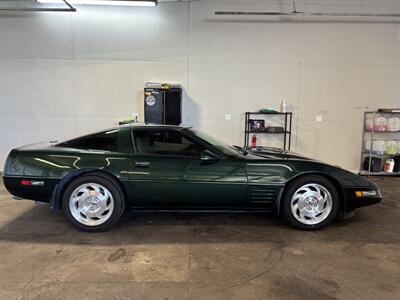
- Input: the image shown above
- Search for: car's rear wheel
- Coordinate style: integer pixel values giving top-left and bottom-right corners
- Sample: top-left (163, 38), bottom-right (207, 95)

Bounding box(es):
top-left (62, 174), bottom-right (125, 232)
top-left (281, 175), bottom-right (339, 230)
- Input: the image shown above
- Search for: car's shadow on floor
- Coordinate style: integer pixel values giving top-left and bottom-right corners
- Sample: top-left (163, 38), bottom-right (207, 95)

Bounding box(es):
top-left (1, 177), bottom-right (397, 246)
top-left (0, 202), bottom-right (368, 246)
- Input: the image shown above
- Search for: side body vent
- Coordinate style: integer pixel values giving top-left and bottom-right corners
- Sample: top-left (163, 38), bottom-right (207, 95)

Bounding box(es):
top-left (248, 186), bottom-right (277, 204)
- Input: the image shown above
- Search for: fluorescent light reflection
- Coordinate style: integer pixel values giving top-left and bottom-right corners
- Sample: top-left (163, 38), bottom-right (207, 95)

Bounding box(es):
top-left (37, 0), bottom-right (157, 7)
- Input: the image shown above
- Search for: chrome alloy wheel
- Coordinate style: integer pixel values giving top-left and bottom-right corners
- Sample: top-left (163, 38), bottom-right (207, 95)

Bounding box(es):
top-left (69, 183), bottom-right (114, 226)
top-left (290, 183), bottom-right (333, 225)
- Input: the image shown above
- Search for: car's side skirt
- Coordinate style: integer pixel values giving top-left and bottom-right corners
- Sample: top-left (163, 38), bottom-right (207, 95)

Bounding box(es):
top-left (126, 207), bottom-right (274, 213)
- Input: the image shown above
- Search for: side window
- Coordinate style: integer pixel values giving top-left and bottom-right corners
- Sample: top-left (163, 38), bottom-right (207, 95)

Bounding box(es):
top-left (57, 135), bottom-right (92, 149)
top-left (89, 130), bottom-right (119, 151)
top-left (57, 130), bottom-right (119, 152)
top-left (133, 130), bottom-right (204, 157)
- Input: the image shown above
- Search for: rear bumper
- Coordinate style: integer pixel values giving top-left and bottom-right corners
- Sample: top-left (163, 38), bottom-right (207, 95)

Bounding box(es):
top-left (344, 187), bottom-right (382, 212)
top-left (3, 176), bottom-right (59, 203)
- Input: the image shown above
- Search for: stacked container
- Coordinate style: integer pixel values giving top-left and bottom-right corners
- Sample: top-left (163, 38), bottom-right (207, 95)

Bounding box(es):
top-left (386, 141), bottom-right (398, 155)
top-left (360, 111), bottom-right (400, 175)
top-left (388, 117), bottom-right (400, 132)
top-left (372, 140), bottom-right (386, 155)
top-left (374, 116), bottom-right (388, 131)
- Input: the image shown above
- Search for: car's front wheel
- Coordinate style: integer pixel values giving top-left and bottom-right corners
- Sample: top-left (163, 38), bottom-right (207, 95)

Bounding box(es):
top-left (62, 174), bottom-right (125, 232)
top-left (281, 175), bottom-right (339, 230)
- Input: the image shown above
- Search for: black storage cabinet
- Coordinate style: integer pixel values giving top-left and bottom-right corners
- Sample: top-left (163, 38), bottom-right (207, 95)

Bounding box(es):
top-left (144, 87), bottom-right (182, 125)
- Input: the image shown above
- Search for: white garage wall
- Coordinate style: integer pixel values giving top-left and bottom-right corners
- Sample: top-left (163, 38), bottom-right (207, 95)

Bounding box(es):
top-left (0, 0), bottom-right (400, 171)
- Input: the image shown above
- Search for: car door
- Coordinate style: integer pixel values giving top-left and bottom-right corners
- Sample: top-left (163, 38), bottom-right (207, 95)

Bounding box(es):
top-left (129, 128), bottom-right (248, 207)
top-left (129, 128), bottom-right (204, 206)
top-left (180, 131), bottom-right (248, 206)
top-left (183, 158), bottom-right (248, 207)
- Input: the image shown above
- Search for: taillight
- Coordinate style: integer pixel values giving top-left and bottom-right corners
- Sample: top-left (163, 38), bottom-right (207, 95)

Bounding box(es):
top-left (20, 180), bottom-right (44, 186)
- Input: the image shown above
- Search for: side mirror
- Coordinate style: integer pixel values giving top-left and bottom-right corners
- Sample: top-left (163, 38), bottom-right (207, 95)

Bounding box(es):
top-left (200, 150), bottom-right (219, 162)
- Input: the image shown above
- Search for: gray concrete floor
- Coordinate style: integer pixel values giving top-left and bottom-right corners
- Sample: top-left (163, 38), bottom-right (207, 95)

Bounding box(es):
top-left (0, 177), bottom-right (399, 300)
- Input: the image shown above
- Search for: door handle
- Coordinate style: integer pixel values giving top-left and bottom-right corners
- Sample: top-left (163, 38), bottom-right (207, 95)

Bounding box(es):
top-left (135, 161), bottom-right (150, 168)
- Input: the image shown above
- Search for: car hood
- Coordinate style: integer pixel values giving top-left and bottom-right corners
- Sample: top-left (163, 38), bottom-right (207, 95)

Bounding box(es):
top-left (242, 147), bottom-right (379, 189)
top-left (245, 147), bottom-right (313, 161)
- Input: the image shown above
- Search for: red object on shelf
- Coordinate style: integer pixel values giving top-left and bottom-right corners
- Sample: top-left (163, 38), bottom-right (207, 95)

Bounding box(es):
top-left (251, 135), bottom-right (257, 147)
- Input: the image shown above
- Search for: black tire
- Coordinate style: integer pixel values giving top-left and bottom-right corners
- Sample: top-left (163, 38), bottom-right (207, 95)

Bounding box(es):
top-left (62, 173), bottom-right (125, 232)
top-left (281, 175), bottom-right (339, 230)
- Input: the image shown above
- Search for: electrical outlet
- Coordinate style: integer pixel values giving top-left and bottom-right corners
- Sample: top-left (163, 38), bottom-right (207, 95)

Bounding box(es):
top-left (224, 114), bottom-right (231, 121)
top-left (316, 115), bottom-right (323, 122)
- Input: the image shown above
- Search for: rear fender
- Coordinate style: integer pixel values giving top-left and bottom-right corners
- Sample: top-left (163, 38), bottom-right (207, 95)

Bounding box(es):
top-left (52, 169), bottom-right (124, 211)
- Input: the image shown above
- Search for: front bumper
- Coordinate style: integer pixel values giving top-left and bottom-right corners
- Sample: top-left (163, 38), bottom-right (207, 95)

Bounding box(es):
top-left (344, 187), bottom-right (382, 212)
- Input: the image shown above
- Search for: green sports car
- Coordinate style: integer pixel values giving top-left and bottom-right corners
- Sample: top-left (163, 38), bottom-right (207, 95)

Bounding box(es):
top-left (3, 124), bottom-right (381, 231)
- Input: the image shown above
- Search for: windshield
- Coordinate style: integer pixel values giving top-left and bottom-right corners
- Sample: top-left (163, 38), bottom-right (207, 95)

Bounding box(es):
top-left (188, 129), bottom-right (243, 157)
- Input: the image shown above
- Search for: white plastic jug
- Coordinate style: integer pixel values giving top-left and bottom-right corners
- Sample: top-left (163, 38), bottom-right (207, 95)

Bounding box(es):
top-left (365, 140), bottom-right (372, 151)
top-left (365, 117), bottom-right (374, 131)
top-left (374, 117), bottom-right (388, 132)
top-left (388, 118), bottom-right (400, 132)
top-left (386, 140), bottom-right (398, 155)
top-left (384, 158), bottom-right (395, 172)
top-left (372, 140), bottom-right (386, 154)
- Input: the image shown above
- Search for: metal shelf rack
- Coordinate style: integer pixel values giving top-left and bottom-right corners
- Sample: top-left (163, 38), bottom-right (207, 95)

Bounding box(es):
top-left (244, 112), bottom-right (292, 150)
top-left (360, 111), bottom-right (400, 177)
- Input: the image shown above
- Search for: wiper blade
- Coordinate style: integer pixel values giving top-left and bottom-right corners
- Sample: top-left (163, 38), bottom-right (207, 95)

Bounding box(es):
top-left (233, 145), bottom-right (248, 156)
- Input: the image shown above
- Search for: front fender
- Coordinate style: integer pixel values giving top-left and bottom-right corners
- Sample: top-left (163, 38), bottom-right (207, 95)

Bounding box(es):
top-left (245, 159), bottom-right (377, 215)
top-left (274, 171), bottom-right (345, 216)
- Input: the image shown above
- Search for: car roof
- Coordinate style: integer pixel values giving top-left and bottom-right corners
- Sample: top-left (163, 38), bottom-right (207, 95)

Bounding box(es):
top-left (56, 123), bottom-right (193, 146)
top-left (118, 123), bottom-right (192, 130)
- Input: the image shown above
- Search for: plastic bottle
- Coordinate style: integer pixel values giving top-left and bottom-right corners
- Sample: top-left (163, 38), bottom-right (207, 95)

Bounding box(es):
top-left (281, 100), bottom-right (287, 113)
top-left (384, 158), bottom-right (395, 172)
top-left (251, 135), bottom-right (257, 148)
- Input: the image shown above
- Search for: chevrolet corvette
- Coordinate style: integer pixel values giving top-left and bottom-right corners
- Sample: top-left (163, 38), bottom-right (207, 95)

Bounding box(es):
top-left (3, 124), bottom-right (381, 231)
